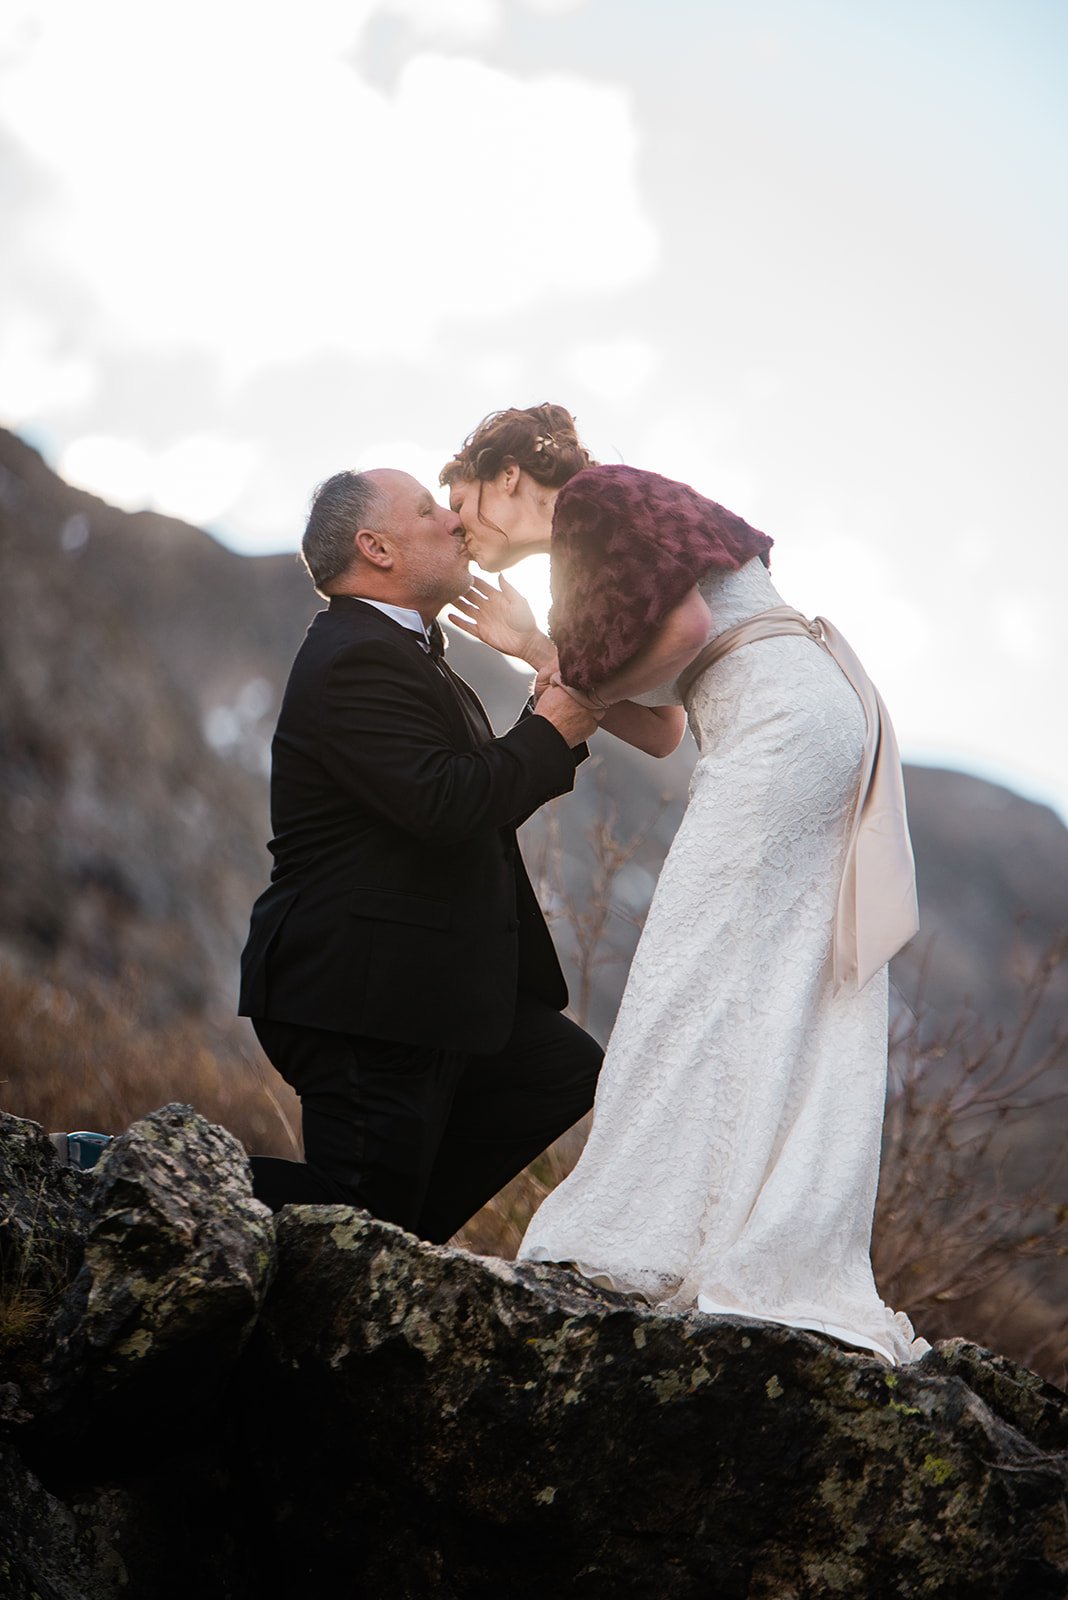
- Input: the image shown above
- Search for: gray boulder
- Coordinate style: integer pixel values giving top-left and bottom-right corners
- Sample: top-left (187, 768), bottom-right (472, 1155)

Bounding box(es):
top-left (0, 1112), bottom-right (93, 1425)
top-left (244, 1206), bottom-right (1068, 1598)
top-left (1, 1108), bottom-right (1066, 1598)
top-left (2, 1106), bottom-right (274, 1599)
top-left (4, 1104), bottom-right (276, 1443)
top-left (77, 1102), bottom-right (274, 1419)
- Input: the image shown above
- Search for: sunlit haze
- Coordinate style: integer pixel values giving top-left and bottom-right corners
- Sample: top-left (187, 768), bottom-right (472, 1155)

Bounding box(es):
top-left (2, 0), bottom-right (1065, 817)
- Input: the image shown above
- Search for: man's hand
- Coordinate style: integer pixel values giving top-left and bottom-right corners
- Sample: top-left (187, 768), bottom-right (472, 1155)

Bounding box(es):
top-left (533, 684), bottom-right (600, 748)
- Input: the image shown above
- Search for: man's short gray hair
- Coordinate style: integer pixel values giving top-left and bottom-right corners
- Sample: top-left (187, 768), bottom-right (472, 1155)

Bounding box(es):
top-left (301, 471), bottom-right (387, 594)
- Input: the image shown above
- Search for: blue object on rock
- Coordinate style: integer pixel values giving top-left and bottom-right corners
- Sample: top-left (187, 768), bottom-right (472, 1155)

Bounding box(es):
top-left (49, 1131), bottom-right (111, 1170)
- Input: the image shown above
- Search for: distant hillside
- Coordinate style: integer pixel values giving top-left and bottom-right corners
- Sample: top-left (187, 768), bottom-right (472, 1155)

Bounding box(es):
top-left (896, 765), bottom-right (1068, 1027)
top-left (1, 425), bottom-right (1065, 1053)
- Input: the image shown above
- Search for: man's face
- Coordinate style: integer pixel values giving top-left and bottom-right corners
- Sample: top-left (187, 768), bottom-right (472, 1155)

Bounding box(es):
top-left (367, 470), bottom-right (470, 612)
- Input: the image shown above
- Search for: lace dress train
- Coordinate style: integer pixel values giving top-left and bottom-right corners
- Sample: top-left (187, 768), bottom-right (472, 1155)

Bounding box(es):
top-left (518, 558), bottom-right (926, 1365)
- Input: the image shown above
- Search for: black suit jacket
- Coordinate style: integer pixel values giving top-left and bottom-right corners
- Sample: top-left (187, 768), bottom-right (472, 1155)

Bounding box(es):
top-left (239, 597), bottom-right (583, 1053)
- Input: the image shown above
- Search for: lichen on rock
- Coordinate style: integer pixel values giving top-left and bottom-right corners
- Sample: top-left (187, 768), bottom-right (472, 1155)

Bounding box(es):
top-left (1, 1109), bottom-right (1066, 1598)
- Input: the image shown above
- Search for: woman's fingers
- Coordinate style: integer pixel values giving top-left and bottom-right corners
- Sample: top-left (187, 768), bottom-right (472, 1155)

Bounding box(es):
top-left (457, 586), bottom-right (506, 613)
top-left (446, 613), bottom-right (478, 636)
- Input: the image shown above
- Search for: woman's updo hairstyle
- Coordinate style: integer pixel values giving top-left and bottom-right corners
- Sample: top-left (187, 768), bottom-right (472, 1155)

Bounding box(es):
top-left (440, 403), bottom-right (595, 492)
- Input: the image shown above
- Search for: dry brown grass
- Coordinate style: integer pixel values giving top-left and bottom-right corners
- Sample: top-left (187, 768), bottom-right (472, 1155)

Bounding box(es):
top-left (0, 1192), bottom-right (59, 1357)
top-left (0, 959), bottom-right (300, 1159)
top-left (0, 1167), bottom-right (84, 1374)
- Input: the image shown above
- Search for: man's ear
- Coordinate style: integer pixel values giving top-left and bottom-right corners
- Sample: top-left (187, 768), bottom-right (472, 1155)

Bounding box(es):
top-left (355, 527), bottom-right (393, 569)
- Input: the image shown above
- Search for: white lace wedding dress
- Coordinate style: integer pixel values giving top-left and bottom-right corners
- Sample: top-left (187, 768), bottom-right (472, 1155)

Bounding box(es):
top-left (519, 556), bottom-right (927, 1365)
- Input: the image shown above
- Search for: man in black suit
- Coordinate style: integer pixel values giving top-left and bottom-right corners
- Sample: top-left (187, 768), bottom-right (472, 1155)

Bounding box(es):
top-left (239, 467), bottom-right (601, 1242)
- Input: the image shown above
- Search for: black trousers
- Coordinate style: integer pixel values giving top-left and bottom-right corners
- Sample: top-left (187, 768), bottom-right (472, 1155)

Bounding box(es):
top-left (248, 996), bottom-right (602, 1244)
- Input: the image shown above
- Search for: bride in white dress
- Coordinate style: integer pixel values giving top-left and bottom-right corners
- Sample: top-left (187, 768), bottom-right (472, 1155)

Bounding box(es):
top-left (442, 404), bottom-right (926, 1366)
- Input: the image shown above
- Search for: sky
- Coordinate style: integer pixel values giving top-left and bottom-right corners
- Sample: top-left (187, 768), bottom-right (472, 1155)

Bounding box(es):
top-left (2, 0), bottom-right (1066, 819)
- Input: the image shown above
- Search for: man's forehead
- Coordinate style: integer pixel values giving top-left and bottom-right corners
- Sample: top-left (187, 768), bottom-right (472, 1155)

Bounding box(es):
top-left (365, 467), bottom-right (430, 501)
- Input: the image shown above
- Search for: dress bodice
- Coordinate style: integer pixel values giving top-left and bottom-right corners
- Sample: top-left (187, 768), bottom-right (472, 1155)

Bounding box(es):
top-left (630, 557), bottom-right (785, 706)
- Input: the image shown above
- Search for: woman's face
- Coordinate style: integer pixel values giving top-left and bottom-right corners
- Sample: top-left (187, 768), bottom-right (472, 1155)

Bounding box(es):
top-left (447, 474), bottom-right (517, 572)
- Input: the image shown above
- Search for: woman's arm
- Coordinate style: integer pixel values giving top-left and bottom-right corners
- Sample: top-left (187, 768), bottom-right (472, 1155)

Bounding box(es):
top-left (578, 587), bottom-right (713, 707)
top-left (554, 588), bottom-right (710, 758)
top-left (598, 701), bottom-right (687, 758)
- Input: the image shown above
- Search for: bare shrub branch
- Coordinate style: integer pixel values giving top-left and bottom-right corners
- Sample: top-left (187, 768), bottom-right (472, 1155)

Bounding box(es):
top-left (0, 959), bottom-right (301, 1159)
top-left (875, 936), bottom-right (1068, 1385)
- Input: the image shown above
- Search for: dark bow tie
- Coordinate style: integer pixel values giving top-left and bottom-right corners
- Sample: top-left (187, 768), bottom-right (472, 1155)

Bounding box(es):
top-left (426, 618), bottom-right (447, 659)
top-left (418, 618), bottom-right (491, 745)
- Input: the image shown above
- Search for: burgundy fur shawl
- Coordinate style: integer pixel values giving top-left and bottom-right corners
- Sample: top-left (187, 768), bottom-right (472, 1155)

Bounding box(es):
top-left (548, 464), bottom-right (774, 691)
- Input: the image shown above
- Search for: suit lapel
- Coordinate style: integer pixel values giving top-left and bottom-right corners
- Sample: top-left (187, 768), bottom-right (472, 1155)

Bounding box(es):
top-left (327, 596), bottom-right (490, 750)
top-left (436, 657), bottom-right (493, 745)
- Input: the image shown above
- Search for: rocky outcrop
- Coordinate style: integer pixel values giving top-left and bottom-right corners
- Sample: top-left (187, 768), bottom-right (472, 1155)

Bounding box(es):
top-left (1, 1107), bottom-right (1065, 1598)
top-left (1, 1106), bottom-right (273, 1431)
top-left (249, 1211), bottom-right (1068, 1598)
top-left (1, 1106), bottom-right (275, 1599)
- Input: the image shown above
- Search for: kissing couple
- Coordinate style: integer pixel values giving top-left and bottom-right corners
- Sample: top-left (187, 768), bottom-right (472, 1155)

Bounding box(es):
top-left (240, 402), bottom-right (927, 1366)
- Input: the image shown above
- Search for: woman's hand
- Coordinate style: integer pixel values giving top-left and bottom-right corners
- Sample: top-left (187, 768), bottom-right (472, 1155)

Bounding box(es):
top-left (549, 671), bottom-right (609, 714)
top-left (447, 575), bottom-right (555, 669)
top-left (532, 665), bottom-right (555, 704)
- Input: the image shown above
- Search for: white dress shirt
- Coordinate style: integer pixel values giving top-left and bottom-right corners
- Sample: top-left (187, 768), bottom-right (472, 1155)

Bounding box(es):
top-left (353, 597), bottom-right (434, 651)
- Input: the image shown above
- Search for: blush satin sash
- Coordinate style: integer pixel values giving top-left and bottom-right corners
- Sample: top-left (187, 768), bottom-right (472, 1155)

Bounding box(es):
top-left (676, 606), bottom-right (920, 992)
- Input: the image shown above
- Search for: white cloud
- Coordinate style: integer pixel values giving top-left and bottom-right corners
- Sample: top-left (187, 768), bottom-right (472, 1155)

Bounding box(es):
top-left (4, 0), bottom-right (1064, 827)
top-left (992, 598), bottom-right (1053, 666)
top-left (147, 435), bottom-right (262, 527)
top-left (351, 437), bottom-right (455, 498)
top-left (465, 351), bottom-right (528, 393)
top-left (519, 0), bottom-right (590, 13)
top-left (564, 338), bottom-right (658, 403)
top-left (0, 3), bottom-right (657, 388)
top-left (639, 411), bottom-right (756, 513)
top-left (0, 310), bottom-right (96, 417)
top-left (59, 431), bottom-right (260, 526)
top-left (382, 0), bottom-right (501, 40)
top-left (216, 433), bottom-right (457, 554)
top-left (58, 435), bottom-right (152, 510)
top-left (741, 367), bottom-right (786, 404)
top-left (378, 0), bottom-right (590, 36)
